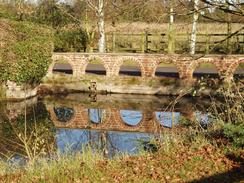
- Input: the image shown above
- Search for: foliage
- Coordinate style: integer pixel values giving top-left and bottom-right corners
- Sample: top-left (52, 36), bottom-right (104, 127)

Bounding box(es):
top-left (0, 103), bottom-right (56, 161)
top-left (0, 4), bottom-right (16, 20)
top-left (54, 27), bottom-right (87, 52)
top-left (0, 19), bottom-right (53, 84)
top-left (222, 123), bottom-right (244, 148)
top-left (33, 0), bottom-right (74, 28)
top-left (0, 133), bottom-right (242, 183)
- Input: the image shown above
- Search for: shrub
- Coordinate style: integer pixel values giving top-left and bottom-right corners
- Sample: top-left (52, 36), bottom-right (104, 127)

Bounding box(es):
top-left (0, 19), bottom-right (53, 85)
top-left (54, 27), bottom-right (87, 52)
top-left (222, 122), bottom-right (244, 148)
top-left (208, 83), bottom-right (244, 148)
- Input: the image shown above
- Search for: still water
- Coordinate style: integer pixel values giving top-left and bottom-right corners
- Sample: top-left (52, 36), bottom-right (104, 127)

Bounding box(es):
top-left (0, 94), bottom-right (211, 158)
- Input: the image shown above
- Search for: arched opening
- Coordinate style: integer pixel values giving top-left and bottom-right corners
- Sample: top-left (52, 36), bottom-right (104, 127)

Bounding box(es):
top-left (119, 59), bottom-right (142, 76)
top-left (85, 58), bottom-right (106, 75)
top-left (234, 62), bottom-right (244, 79)
top-left (155, 112), bottom-right (180, 128)
top-left (52, 60), bottom-right (73, 75)
top-left (193, 63), bottom-right (219, 78)
top-left (54, 107), bottom-right (75, 123)
top-left (120, 110), bottom-right (143, 126)
top-left (155, 62), bottom-right (179, 78)
top-left (88, 109), bottom-right (104, 124)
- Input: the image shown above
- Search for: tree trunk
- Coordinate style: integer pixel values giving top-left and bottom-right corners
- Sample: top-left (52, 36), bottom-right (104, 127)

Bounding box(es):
top-left (98, 0), bottom-right (106, 53)
top-left (167, 4), bottom-right (175, 54)
top-left (190, 0), bottom-right (199, 55)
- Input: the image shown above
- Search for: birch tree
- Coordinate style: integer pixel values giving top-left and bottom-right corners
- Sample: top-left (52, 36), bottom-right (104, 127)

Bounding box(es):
top-left (190, 0), bottom-right (199, 55)
top-left (87, 0), bottom-right (106, 53)
top-left (167, 0), bottom-right (175, 54)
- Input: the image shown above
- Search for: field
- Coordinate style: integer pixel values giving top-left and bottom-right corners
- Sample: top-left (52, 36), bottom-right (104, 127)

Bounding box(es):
top-left (86, 22), bottom-right (244, 54)
top-left (105, 22), bottom-right (243, 34)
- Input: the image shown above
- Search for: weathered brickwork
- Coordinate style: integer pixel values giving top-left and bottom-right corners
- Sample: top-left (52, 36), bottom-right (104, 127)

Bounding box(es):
top-left (48, 53), bottom-right (244, 81)
top-left (46, 104), bottom-right (195, 133)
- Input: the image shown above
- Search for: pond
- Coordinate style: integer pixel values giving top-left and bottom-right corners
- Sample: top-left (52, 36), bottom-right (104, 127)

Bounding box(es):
top-left (0, 93), bottom-right (212, 159)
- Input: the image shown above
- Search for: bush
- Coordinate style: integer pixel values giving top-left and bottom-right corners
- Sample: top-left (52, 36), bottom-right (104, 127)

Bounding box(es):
top-left (208, 83), bottom-right (244, 148)
top-left (0, 19), bottom-right (53, 85)
top-left (222, 123), bottom-right (244, 148)
top-left (54, 28), bottom-right (87, 52)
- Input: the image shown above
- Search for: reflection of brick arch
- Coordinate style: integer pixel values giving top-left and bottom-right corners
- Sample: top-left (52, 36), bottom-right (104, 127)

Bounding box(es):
top-left (48, 106), bottom-right (88, 128)
top-left (117, 56), bottom-right (144, 77)
top-left (86, 109), bottom-right (112, 128)
top-left (112, 110), bottom-right (158, 131)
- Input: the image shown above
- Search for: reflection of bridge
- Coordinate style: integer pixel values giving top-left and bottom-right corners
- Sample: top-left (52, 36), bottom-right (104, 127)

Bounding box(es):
top-left (45, 95), bottom-right (208, 133)
top-left (49, 53), bottom-right (244, 81)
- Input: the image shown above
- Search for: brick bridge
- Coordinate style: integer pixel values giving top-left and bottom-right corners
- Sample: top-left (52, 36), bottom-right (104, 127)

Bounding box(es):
top-left (46, 103), bottom-right (202, 133)
top-left (48, 53), bottom-right (244, 81)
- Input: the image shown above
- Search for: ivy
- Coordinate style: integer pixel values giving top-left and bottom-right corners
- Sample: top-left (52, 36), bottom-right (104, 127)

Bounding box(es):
top-left (0, 19), bottom-right (53, 85)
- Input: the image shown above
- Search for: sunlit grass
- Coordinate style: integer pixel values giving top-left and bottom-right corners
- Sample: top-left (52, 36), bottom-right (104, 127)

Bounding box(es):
top-left (0, 125), bottom-right (242, 183)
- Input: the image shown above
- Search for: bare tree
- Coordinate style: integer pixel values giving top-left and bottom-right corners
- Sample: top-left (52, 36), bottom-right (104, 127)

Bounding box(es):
top-left (87, 0), bottom-right (106, 53)
top-left (190, 0), bottom-right (200, 55)
top-left (167, 0), bottom-right (175, 54)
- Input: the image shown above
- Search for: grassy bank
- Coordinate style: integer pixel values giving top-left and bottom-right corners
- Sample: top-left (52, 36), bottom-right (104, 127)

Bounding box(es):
top-left (0, 124), bottom-right (243, 183)
top-left (0, 84), bottom-right (243, 183)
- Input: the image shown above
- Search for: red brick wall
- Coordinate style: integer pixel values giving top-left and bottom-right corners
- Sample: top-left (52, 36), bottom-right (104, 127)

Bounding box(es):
top-left (49, 53), bottom-right (244, 82)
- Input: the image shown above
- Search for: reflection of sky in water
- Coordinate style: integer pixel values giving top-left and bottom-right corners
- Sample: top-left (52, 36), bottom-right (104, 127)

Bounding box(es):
top-left (55, 109), bottom-right (210, 156)
top-left (120, 110), bottom-right (143, 126)
top-left (56, 129), bottom-right (152, 156)
top-left (54, 107), bottom-right (74, 123)
top-left (88, 109), bottom-right (103, 123)
top-left (156, 112), bottom-right (180, 128)
top-left (195, 111), bottom-right (210, 124)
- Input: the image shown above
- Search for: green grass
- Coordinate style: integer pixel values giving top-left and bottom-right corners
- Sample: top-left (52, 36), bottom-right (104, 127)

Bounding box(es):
top-left (0, 130), bottom-right (241, 183)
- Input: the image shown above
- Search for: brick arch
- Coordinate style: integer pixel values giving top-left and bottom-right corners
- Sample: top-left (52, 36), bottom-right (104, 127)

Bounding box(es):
top-left (83, 56), bottom-right (109, 76)
top-left (117, 56), bottom-right (145, 77)
top-left (225, 59), bottom-right (244, 81)
top-left (154, 57), bottom-right (180, 78)
top-left (48, 56), bottom-right (76, 77)
top-left (187, 58), bottom-right (221, 79)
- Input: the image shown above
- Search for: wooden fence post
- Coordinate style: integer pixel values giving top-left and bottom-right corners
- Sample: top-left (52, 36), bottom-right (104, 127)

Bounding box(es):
top-left (227, 21), bottom-right (232, 54)
top-left (112, 32), bottom-right (116, 52)
top-left (243, 34), bottom-right (244, 53)
top-left (141, 32), bottom-right (145, 53)
top-left (167, 29), bottom-right (175, 54)
top-left (145, 31), bottom-right (149, 53)
top-left (205, 34), bottom-right (210, 54)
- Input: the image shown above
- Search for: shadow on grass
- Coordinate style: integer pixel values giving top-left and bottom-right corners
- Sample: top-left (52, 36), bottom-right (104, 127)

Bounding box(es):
top-left (190, 155), bottom-right (244, 183)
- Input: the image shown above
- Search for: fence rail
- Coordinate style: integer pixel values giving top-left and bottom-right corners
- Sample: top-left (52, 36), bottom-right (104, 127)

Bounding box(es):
top-left (104, 32), bottom-right (244, 54)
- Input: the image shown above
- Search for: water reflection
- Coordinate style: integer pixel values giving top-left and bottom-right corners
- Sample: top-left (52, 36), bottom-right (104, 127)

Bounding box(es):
top-left (195, 111), bottom-right (211, 128)
top-left (120, 110), bottom-right (142, 126)
top-left (156, 112), bottom-right (180, 128)
top-left (88, 109), bottom-right (103, 124)
top-left (0, 93), bottom-right (212, 158)
top-left (54, 107), bottom-right (74, 123)
top-left (56, 129), bottom-right (152, 156)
